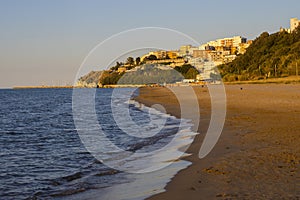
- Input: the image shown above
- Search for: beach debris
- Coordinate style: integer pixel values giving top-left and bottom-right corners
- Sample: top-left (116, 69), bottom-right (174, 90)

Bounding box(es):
top-left (203, 166), bottom-right (227, 175)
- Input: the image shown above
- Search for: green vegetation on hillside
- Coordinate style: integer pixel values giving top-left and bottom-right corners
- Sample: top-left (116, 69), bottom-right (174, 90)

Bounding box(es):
top-left (219, 26), bottom-right (300, 81)
top-left (174, 64), bottom-right (199, 79)
top-left (118, 64), bottom-right (183, 85)
top-left (99, 71), bottom-right (124, 85)
top-left (98, 63), bottom-right (199, 86)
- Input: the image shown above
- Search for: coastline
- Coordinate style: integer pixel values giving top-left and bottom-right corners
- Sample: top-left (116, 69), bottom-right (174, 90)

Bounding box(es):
top-left (12, 85), bottom-right (75, 89)
top-left (10, 75), bottom-right (300, 89)
top-left (135, 84), bottom-right (300, 199)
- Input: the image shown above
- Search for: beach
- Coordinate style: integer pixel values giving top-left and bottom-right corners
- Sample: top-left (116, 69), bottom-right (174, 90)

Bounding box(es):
top-left (135, 84), bottom-right (300, 199)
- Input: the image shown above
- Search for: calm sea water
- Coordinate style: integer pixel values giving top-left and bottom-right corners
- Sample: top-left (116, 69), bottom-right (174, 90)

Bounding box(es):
top-left (0, 88), bottom-right (196, 200)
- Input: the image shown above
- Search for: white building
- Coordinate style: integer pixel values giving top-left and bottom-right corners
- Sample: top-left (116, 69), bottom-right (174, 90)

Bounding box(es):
top-left (179, 45), bottom-right (192, 56)
top-left (290, 18), bottom-right (300, 32)
top-left (188, 47), bottom-right (199, 56)
top-left (280, 18), bottom-right (300, 33)
top-left (205, 36), bottom-right (246, 48)
top-left (232, 36), bottom-right (247, 47)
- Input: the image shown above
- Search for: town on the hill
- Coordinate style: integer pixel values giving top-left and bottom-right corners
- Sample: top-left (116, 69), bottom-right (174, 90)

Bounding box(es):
top-left (77, 35), bottom-right (251, 88)
top-left (77, 18), bottom-right (300, 88)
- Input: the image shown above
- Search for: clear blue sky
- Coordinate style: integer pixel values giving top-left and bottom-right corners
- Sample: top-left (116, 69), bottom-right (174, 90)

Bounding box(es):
top-left (0, 0), bottom-right (299, 88)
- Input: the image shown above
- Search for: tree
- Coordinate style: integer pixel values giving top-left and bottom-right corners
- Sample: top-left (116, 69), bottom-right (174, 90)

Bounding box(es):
top-left (126, 57), bottom-right (134, 66)
top-left (218, 28), bottom-right (300, 81)
top-left (110, 62), bottom-right (122, 71)
top-left (148, 55), bottom-right (157, 60)
top-left (135, 57), bottom-right (141, 65)
top-left (174, 64), bottom-right (199, 79)
top-left (116, 62), bottom-right (122, 67)
top-left (99, 71), bottom-right (124, 85)
top-left (185, 68), bottom-right (199, 79)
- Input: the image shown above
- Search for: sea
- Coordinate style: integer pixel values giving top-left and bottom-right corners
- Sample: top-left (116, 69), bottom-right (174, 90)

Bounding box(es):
top-left (0, 88), bottom-right (198, 200)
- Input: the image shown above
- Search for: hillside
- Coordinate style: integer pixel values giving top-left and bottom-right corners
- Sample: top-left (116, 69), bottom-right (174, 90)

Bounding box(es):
top-left (98, 64), bottom-right (198, 86)
top-left (76, 71), bottom-right (102, 87)
top-left (219, 26), bottom-right (300, 81)
top-left (117, 64), bottom-right (184, 85)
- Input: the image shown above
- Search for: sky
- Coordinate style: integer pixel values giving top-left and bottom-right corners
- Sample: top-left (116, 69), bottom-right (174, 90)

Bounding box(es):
top-left (0, 0), bottom-right (299, 88)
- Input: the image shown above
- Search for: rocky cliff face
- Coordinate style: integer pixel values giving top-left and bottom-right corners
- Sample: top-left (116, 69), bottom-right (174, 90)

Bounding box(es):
top-left (76, 71), bottom-right (102, 87)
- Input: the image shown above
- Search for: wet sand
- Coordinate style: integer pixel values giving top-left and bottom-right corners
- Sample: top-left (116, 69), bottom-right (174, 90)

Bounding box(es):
top-left (135, 84), bottom-right (300, 199)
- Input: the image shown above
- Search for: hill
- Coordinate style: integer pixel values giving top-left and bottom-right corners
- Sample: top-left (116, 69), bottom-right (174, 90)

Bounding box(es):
top-left (98, 64), bottom-right (199, 86)
top-left (218, 26), bottom-right (300, 81)
top-left (117, 64), bottom-right (183, 85)
top-left (76, 71), bottom-right (102, 87)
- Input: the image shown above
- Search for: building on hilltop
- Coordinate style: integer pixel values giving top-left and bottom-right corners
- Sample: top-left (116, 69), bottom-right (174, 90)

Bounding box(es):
top-left (197, 36), bottom-right (249, 65)
top-left (117, 67), bottom-right (127, 73)
top-left (166, 50), bottom-right (179, 59)
top-left (280, 27), bottom-right (291, 33)
top-left (143, 58), bottom-right (186, 67)
top-left (139, 35), bottom-right (251, 71)
top-left (141, 50), bottom-right (179, 61)
top-left (206, 36), bottom-right (246, 49)
top-left (179, 45), bottom-right (192, 56)
top-left (203, 36), bottom-right (247, 55)
top-left (238, 41), bottom-right (252, 54)
top-left (193, 50), bottom-right (210, 60)
top-left (290, 18), bottom-right (300, 32)
top-left (280, 18), bottom-right (300, 33)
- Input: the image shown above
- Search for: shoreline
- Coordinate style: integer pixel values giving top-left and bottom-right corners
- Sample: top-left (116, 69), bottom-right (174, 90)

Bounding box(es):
top-left (12, 85), bottom-right (75, 89)
top-left (135, 84), bottom-right (300, 199)
top-left (10, 75), bottom-right (300, 89)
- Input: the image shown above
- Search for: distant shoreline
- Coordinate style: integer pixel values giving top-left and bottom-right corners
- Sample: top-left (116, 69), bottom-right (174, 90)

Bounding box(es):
top-left (12, 86), bottom-right (75, 89)
top-left (11, 76), bottom-right (300, 89)
top-left (12, 85), bottom-right (144, 89)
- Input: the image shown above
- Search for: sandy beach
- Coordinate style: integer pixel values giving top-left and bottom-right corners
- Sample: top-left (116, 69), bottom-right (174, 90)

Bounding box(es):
top-left (135, 84), bottom-right (300, 199)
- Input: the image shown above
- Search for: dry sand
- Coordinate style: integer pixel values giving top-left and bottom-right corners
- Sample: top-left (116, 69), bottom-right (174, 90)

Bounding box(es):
top-left (135, 84), bottom-right (300, 200)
